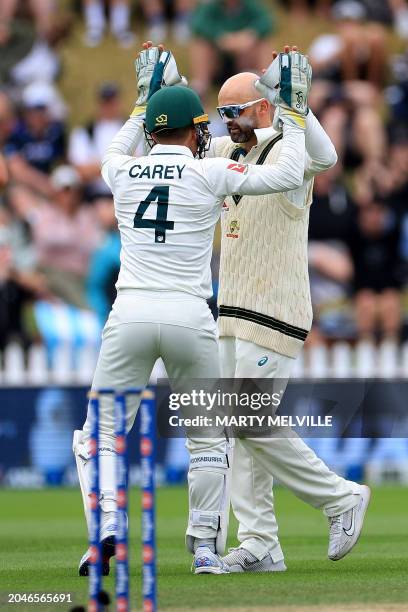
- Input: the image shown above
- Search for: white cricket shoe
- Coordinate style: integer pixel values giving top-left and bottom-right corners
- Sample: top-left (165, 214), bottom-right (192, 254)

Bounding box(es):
top-left (328, 485), bottom-right (371, 561)
top-left (193, 546), bottom-right (230, 575)
top-left (222, 547), bottom-right (287, 573)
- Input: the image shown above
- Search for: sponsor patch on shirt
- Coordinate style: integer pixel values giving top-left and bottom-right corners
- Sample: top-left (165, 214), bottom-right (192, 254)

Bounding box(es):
top-left (227, 162), bottom-right (247, 174)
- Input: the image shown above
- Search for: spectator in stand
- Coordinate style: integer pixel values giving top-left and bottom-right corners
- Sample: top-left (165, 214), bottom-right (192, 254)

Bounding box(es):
top-left (0, 0), bottom-right (55, 42)
top-left (0, 0), bottom-right (70, 88)
top-left (0, 210), bottom-right (19, 348)
top-left (0, 207), bottom-right (27, 348)
top-left (308, 171), bottom-right (356, 342)
top-left (86, 197), bottom-right (120, 326)
top-left (309, 0), bottom-right (388, 88)
top-left (346, 200), bottom-right (402, 341)
top-left (82, 0), bottom-right (135, 48)
top-left (190, 0), bottom-right (274, 97)
top-left (390, 0), bottom-right (408, 39)
top-left (366, 130), bottom-right (408, 316)
top-left (307, 86), bottom-right (387, 206)
top-left (140, 0), bottom-right (194, 44)
top-left (0, 18), bottom-right (37, 87)
top-left (383, 129), bottom-right (408, 218)
top-left (68, 82), bottom-right (124, 200)
top-left (308, 242), bottom-right (354, 344)
top-left (8, 166), bottom-right (100, 309)
top-left (0, 205), bottom-right (48, 348)
top-left (4, 82), bottom-right (66, 198)
top-left (281, 0), bottom-right (332, 20)
top-left (309, 0), bottom-right (391, 203)
top-left (309, 169), bottom-right (355, 242)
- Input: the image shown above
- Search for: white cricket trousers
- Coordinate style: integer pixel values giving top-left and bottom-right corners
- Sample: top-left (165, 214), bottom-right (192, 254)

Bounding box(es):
top-left (83, 290), bottom-right (221, 437)
top-left (219, 336), bottom-right (360, 562)
top-left (81, 290), bottom-right (228, 543)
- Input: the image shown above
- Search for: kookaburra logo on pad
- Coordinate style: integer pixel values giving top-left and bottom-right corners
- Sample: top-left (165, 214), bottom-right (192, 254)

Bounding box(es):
top-left (155, 114), bottom-right (168, 125)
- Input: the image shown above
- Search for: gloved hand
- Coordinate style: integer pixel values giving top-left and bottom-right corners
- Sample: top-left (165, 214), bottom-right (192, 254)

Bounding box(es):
top-left (255, 51), bottom-right (312, 130)
top-left (157, 50), bottom-right (188, 89)
top-left (272, 105), bottom-right (308, 131)
top-left (132, 45), bottom-right (188, 116)
top-left (134, 45), bottom-right (161, 108)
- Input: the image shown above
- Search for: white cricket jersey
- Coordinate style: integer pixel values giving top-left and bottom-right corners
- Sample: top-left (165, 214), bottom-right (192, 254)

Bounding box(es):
top-left (101, 118), bottom-right (306, 299)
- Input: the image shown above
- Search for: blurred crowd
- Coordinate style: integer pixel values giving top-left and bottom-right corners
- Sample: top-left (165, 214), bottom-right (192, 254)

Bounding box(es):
top-left (1, 0), bottom-right (408, 358)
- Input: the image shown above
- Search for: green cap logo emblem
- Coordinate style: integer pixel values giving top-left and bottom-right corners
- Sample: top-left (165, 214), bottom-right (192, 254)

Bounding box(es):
top-left (155, 114), bottom-right (168, 126)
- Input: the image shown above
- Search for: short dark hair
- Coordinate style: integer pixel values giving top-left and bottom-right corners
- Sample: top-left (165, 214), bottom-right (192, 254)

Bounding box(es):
top-left (153, 127), bottom-right (193, 143)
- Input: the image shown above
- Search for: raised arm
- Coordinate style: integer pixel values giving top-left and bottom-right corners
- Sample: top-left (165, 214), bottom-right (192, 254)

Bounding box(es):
top-left (207, 122), bottom-right (305, 197)
top-left (101, 43), bottom-right (162, 189)
top-left (101, 42), bottom-right (188, 190)
top-left (256, 47), bottom-right (334, 182)
top-left (101, 115), bottom-right (146, 167)
top-left (101, 113), bottom-right (147, 192)
top-left (304, 109), bottom-right (338, 180)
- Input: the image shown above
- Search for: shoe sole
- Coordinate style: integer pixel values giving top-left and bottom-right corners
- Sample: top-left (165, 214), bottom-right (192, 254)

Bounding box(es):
top-left (227, 562), bottom-right (287, 573)
top-left (329, 485), bottom-right (371, 561)
top-left (194, 566), bottom-right (229, 575)
top-left (79, 536), bottom-right (116, 576)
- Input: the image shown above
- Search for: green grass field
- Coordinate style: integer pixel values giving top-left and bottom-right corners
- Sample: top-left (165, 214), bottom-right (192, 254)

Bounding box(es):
top-left (0, 486), bottom-right (407, 611)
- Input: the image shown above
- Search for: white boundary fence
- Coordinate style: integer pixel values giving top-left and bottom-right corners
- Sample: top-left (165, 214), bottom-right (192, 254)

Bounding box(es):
top-left (1, 340), bottom-right (408, 385)
top-left (1, 341), bottom-right (408, 486)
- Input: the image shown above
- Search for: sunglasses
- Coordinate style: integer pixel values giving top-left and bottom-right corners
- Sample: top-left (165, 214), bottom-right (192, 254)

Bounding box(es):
top-left (217, 98), bottom-right (265, 122)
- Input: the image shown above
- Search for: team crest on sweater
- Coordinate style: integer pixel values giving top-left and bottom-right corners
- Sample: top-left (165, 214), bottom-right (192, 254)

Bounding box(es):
top-left (226, 219), bottom-right (240, 239)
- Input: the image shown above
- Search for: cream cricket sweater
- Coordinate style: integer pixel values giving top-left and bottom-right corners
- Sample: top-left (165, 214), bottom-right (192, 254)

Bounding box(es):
top-left (213, 113), bottom-right (337, 358)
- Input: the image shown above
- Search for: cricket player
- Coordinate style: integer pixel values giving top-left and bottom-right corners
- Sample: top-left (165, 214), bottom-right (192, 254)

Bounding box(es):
top-left (210, 53), bottom-right (371, 571)
top-left (73, 45), bottom-right (311, 575)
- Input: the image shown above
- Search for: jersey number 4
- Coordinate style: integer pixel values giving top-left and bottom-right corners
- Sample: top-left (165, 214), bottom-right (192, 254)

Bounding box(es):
top-left (133, 186), bottom-right (174, 243)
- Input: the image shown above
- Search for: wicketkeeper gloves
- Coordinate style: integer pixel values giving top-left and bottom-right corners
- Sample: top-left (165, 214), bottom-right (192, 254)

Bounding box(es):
top-left (255, 51), bottom-right (312, 131)
top-left (132, 47), bottom-right (188, 117)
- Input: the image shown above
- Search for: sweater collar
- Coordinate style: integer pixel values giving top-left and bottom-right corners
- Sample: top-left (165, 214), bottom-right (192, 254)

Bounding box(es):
top-left (233, 126), bottom-right (280, 158)
top-left (253, 126), bottom-right (280, 150)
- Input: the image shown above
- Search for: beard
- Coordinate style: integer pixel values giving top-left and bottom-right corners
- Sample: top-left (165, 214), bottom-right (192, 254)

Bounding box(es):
top-left (226, 115), bottom-right (256, 143)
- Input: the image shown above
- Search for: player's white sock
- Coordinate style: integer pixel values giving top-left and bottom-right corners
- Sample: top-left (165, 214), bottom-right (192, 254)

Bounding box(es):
top-left (193, 538), bottom-right (216, 553)
top-left (100, 509), bottom-right (117, 541)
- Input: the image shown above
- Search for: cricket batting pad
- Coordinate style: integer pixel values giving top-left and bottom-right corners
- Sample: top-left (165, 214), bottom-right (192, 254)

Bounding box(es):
top-left (72, 430), bottom-right (117, 532)
top-left (185, 441), bottom-right (233, 555)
